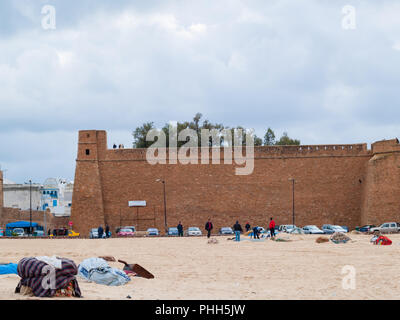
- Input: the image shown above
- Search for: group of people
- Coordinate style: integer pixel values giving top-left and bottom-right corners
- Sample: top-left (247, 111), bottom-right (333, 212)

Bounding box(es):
top-left (112, 144), bottom-right (125, 149)
top-left (97, 225), bottom-right (111, 238)
top-left (234, 218), bottom-right (276, 241)
top-left (201, 217), bottom-right (276, 241)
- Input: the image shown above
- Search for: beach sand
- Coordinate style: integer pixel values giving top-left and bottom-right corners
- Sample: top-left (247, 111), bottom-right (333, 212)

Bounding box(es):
top-left (1, 233), bottom-right (399, 300)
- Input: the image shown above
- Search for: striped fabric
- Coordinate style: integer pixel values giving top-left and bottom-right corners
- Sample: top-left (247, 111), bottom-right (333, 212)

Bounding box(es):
top-left (15, 257), bottom-right (81, 297)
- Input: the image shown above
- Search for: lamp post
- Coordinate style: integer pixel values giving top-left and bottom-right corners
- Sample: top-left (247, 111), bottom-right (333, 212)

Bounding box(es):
top-left (156, 179), bottom-right (167, 234)
top-left (29, 180), bottom-right (32, 236)
top-left (288, 178), bottom-right (295, 226)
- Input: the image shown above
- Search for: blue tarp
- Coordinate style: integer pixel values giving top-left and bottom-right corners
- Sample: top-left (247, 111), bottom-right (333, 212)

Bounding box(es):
top-left (0, 263), bottom-right (18, 275)
top-left (6, 221), bottom-right (39, 229)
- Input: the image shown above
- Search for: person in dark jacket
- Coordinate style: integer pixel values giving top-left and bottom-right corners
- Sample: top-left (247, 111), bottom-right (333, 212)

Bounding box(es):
top-left (205, 219), bottom-right (213, 238)
top-left (252, 226), bottom-right (260, 239)
top-left (105, 224), bottom-right (110, 238)
top-left (245, 222), bottom-right (251, 232)
top-left (233, 221), bottom-right (243, 241)
top-left (177, 221), bottom-right (183, 237)
top-left (98, 225), bottom-right (104, 239)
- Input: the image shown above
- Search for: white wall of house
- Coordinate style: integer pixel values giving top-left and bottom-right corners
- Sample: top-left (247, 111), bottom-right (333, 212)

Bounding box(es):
top-left (3, 184), bottom-right (42, 211)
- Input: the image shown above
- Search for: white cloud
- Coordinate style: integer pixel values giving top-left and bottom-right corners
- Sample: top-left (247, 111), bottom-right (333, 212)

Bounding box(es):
top-left (0, 0), bottom-right (400, 182)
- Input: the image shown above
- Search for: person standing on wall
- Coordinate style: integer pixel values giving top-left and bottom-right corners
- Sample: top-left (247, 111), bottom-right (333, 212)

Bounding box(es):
top-left (245, 222), bottom-right (251, 232)
top-left (269, 217), bottom-right (276, 239)
top-left (177, 221), bottom-right (183, 237)
top-left (233, 221), bottom-right (243, 241)
top-left (205, 218), bottom-right (213, 238)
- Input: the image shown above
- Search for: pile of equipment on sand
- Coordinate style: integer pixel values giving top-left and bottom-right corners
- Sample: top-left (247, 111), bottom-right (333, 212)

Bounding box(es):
top-left (370, 234), bottom-right (392, 245)
top-left (330, 232), bottom-right (351, 244)
top-left (2, 255), bottom-right (154, 298)
top-left (315, 236), bottom-right (329, 243)
top-left (207, 238), bottom-right (219, 244)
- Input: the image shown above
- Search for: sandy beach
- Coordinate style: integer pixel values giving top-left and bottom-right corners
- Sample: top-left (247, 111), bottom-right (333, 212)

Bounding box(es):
top-left (1, 233), bottom-right (399, 300)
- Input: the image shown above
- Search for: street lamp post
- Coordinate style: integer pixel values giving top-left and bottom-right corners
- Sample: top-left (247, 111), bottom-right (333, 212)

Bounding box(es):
top-left (29, 180), bottom-right (32, 236)
top-left (289, 178), bottom-right (295, 226)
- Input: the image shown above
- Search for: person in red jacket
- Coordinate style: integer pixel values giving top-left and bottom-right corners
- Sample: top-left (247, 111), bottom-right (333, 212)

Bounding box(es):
top-left (269, 217), bottom-right (276, 239)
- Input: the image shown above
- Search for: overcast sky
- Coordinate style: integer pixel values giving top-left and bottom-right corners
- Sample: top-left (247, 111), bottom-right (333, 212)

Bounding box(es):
top-left (0, 0), bottom-right (399, 183)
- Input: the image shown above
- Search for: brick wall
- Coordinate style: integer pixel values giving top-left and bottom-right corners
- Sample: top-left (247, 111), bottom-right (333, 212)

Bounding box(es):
top-left (71, 130), bottom-right (400, 235)
top-left (0, 207), bottom-right (70, 231)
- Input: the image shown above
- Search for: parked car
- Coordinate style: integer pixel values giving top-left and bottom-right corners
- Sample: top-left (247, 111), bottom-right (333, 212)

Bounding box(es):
top-left (219, 227), bottom-right (234, 235)
top-left (0, 228), bottom-right (4, 237)
top-left (33, 230), bottom-right (45, 237)
top-left (186, 227), bottom-right (202, 236)
top-left (370, 222), bottom-right (400, 234)
top-left (302, 225), bottom-right (324, 234)
top-left (322, 224), bottom-right (347, 234)
top-left (341, 226), bottom-right (349, 232)
top-left (168, 227), bottom-right (179, 236)
top-left (89, 228), bottom-right (105, 238)
top-left (357, 224), bottom-right (376, 233)
top-left (278, 225), bottom-right (296, 233)
top-left (116, 226), bottom-right (136, 234)
top-left (117, 228), bottom-right (135, 237)
top-left (12, 228), bottom-right (25, 237)
top-left (68, 230), bottom-right (80, 237)
top-left (147, 228), bottom-right (159, 236)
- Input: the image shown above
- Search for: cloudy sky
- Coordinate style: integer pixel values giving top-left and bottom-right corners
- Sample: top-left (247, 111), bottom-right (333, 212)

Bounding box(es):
top-left (0, 0), bottom-right (399, 183)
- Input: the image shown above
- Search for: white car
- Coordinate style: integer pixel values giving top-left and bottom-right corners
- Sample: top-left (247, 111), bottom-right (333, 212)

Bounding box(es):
top-left (279, 225), bottom-right (296, 233)
top-left (186, 227), bottom-right (202, 236)
top-left (302, 225), bottom-right (324, 234)
top-left (323, 224), bottom-right (347, 234)
top-left (13, 228), bottom-right (26, 237)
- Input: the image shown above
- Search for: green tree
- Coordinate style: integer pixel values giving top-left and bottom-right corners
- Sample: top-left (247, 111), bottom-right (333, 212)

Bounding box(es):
top-left (275, 132), bottom-right (300, 146)
top-left (263, 128), bottom-right (276, 146)
top-left (132, 122), bottom-right (156, 148)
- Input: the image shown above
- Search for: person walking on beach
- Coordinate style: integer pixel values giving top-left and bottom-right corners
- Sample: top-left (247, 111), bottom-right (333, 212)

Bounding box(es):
top-left (245, 222), bottom-right (251, 232)
top-left (233, 221), bottom-right (243, 241)
top-left (177, 221), bottom-right (183, 237)
top-left (269, 217), bottom-right (276, 239)
top-left (98, 225), bottom-right (104, 239)
top-left (205, 218), bottom-right (213, 238)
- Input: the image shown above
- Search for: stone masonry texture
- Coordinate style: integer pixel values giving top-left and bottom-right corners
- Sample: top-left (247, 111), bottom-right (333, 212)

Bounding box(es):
top-left (70, 130), bottom-right (400, 235)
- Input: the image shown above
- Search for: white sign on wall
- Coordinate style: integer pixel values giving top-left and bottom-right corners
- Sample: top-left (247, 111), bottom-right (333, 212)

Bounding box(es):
top-left (128, 201), bottom-right (147, 207)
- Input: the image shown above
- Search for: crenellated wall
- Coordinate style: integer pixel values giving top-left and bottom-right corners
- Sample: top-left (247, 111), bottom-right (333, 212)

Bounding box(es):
top-left (71, 130), bottom-right (400, 235)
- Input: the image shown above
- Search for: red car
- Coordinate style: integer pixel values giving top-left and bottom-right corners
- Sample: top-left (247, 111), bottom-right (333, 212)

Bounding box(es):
top-left (117, 228), bottom-right (135, 237)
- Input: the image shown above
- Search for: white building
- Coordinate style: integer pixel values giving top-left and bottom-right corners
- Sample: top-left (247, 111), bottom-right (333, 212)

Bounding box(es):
top-left (3, 179), bottom-right (42, 211)
top-left (40, 178), bottom-right (73, 217)
top-left (3, 177), bottom-right (73, 216)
